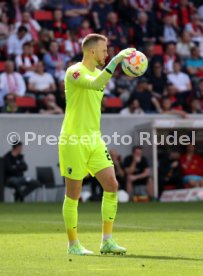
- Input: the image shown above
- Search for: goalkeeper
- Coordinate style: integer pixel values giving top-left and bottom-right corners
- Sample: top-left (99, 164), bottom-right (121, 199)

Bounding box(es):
top-left (59, 33), bottom-right (135, 255)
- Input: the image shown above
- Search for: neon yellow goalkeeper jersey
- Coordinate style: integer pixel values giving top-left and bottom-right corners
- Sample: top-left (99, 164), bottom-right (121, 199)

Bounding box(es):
top-left (60, 62), bottom-right (110, 136)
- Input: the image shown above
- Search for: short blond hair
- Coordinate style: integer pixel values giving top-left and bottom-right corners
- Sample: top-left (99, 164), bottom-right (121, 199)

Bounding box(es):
top-left (82, 33), bottom-right (107, 51)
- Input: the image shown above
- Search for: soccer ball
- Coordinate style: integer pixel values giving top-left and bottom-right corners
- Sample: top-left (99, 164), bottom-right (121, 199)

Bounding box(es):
top-left (121, 50), bottom-right (148, 77)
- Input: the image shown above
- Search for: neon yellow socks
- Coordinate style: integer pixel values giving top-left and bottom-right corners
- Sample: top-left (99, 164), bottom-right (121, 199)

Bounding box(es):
top-left (63, 195), bottom-right (78, 244)
top-left (101, 191), bottom-right (118, 240)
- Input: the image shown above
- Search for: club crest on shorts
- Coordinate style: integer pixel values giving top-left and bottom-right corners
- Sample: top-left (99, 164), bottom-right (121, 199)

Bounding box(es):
top-left (72, 71), bottom-right (80, 79)
top-left (67, 167), bottom-right (72, 174)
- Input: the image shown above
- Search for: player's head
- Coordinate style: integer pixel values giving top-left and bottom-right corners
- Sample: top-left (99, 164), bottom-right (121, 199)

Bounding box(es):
top-left (82, 33), bottom-right (108, 66)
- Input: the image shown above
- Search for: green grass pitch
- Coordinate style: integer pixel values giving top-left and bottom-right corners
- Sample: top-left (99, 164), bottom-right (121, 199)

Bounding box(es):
top-left (0, 202), bottom-right (203, 276)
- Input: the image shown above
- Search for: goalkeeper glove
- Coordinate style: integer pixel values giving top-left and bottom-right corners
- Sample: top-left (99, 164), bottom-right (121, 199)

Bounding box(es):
top-left (106, 48), bottom-right (136, 74)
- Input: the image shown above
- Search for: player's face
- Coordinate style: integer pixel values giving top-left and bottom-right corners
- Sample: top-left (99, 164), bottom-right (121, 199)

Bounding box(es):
top-left (95, 40), bottom-right (108, 67)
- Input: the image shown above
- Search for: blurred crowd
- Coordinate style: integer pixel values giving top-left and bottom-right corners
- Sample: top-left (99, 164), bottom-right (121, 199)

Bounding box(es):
top-left (0, 0), bottom-right (203, 115)
top-left (88, 143), bottom-right (203, 201)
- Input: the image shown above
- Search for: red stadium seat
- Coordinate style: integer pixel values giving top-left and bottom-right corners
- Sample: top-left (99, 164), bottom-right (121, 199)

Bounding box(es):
top-left (16, 96), bottom-right (36, 108)
top-left (105, 97), bottom-right (123, 108)
top-left (153, 44), bottom-right (163, 55)
top-left (0, 61), bottom-right (6, 72)
top-left (34, 10), bottom-right (53, 21)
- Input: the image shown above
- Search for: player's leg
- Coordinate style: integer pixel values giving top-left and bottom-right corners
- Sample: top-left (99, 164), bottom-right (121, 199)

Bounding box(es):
top-left (95, 167), bottom-right (126, 254)
top-left (59, 141), bottom-right (93, 255)
top-left (63, 178), bottom-right (94, 255)
top-left (63, 177), bottom-right (82, 244)
top-left (88, 140), bottom-right (126, 254)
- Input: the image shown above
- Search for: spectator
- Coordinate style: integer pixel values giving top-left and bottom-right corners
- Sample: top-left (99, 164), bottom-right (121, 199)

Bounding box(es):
top-left (174, 0), bottom-right (195, 30)
top-left (130, 78), bottom-right (161, 113)
top-left (105, 12), bottom-right (127, 49)
top-left (109, 149), bottom-right (125, 190)
top-left (28, 61), bottom-right (56, 96)
top-left (1, 93), bottom-right (21, 113)
top-left (185, 13), bottom-right (203, 44)
top-left (134, 12), bottom-right (155, 49)
top-left (65, 31), bottom-right (81, 59)
top-left (78, 19), bottom-right (93, 42)
top-left (167, 60), bottom-right (192, 93)
top-left (15, 11), bottom-right (41, 42)
top-left (0, 12), bottom-right (13, 47)
top-left (15, 42), bottom-right (38, 78)
top-left (164, 82), bottom-right (184, 108)
top-left (176, 30), bottom-right (195, 59)
top-left (120, 98), bottom-right (144, 115)
top-left (0, 60), bottom-right (26, 108)
top-left (39, 94), bottom-right (63, 114)
top-left (64, 0), bottom-right (89, 29)
top-left (161, 96), bottom-right (188, 118)
top-left (163, 42), bottom-right (179, 73)
top-left (91, 0), bottom-right (114, 30)
top-left (7, 25), bottom-right (32, 57)
top-left (198, 4), bottom-right (203, 21)
top-left (43, 40), bottom-right (65, 76)
top-left (185, 46), bottom-right (203, 78)
top-left (148, 62), bottom-right (167, 98)
top-left (3, 141), bottom-right (41, 202)
top-left (158, 13), bottom-right (179, 44)
top-left (180, 144), bottom-right (203, 188)
top-left (156, 0), bottom-right (176, 19)
top-left (158, 150), bottom-right (182, 195)
top-left (7, 0), bottom-right (24, 23)
top-left (103, 78), bottom-right (115, 97)
top-left (37, 29), bottom-right (52, 59)
top-left (50, 9), bottom-right (68, 42)
top-left (189, 98), bottom-right (202, 113)
top-left (129, 0), bottom-right (153, 14)
top-left (115, 72), bottom-right (137, 102)
top-left (123, 146), bottom-right (153, 198)
top-left (196, 79), bottom-right (203, 110)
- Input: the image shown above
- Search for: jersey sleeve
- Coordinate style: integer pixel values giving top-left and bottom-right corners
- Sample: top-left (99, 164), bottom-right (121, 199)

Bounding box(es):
top-left (65, 66), bottom-right (112, 91)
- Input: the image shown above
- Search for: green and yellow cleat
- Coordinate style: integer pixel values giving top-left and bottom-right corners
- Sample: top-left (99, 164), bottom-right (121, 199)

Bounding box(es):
top-left (68, 241), bottom-right (94, 255)
top-left (100, 238), bottom-right (127, 255)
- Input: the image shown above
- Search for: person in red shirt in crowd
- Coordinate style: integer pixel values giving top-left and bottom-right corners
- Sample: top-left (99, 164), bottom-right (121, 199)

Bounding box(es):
top-left (180, 144), bottom-right (203, 187)
top-left (50, 9), bottom-right (68, 42)
top-left (173, 0), bottom-right (195, 30)
top-left (78, 19), bottom-right (93, 42)
top-left (156, 0), bottom-right (178, 18)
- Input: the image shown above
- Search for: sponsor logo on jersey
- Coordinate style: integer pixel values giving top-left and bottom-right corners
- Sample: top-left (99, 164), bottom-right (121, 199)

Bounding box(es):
top-left (72, 71), bottom-right (80, 79)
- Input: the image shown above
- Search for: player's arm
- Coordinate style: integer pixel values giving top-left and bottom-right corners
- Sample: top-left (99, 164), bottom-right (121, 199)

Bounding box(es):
top-left (66, 48), bottom-right (135, 90)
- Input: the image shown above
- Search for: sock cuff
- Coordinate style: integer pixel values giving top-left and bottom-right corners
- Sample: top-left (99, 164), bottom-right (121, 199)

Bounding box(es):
top-left (103, 191), bottom-right (118, 201)
top-left (64, 195), bottom-right (79, 207)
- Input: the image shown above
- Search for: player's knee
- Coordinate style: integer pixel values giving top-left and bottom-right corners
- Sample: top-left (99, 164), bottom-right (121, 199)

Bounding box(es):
top-left (107, 177), bottom-right (118, 192)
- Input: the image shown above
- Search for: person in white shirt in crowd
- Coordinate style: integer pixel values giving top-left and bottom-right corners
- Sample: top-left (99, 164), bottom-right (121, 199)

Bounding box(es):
top-left (167, 60), bottom-right (192, 93)
top-left (15, 42), bottom-right (38, 79)
top-left (176, 31), bottom-right (195, 60)
top-left (15, 11), bottom-right (41, 42)
top-left (65, 31), bottom-right (81, 59)
top-left (28, 61), bottom-right (56, 96)
top-left (0, 60), bottom-right (26, 108)
top-left (7, 26), bottom-right (32, 57)
top-left (120, 98), bottom-right (144, 115)
top-left (185, 13), bottom-right (203, 44)
top-left (198, 4), bottom-right (203, 21)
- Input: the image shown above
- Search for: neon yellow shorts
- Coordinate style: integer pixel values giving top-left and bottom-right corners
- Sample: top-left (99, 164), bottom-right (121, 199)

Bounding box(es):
top-left (58, 136), bottom-right (114, 180)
